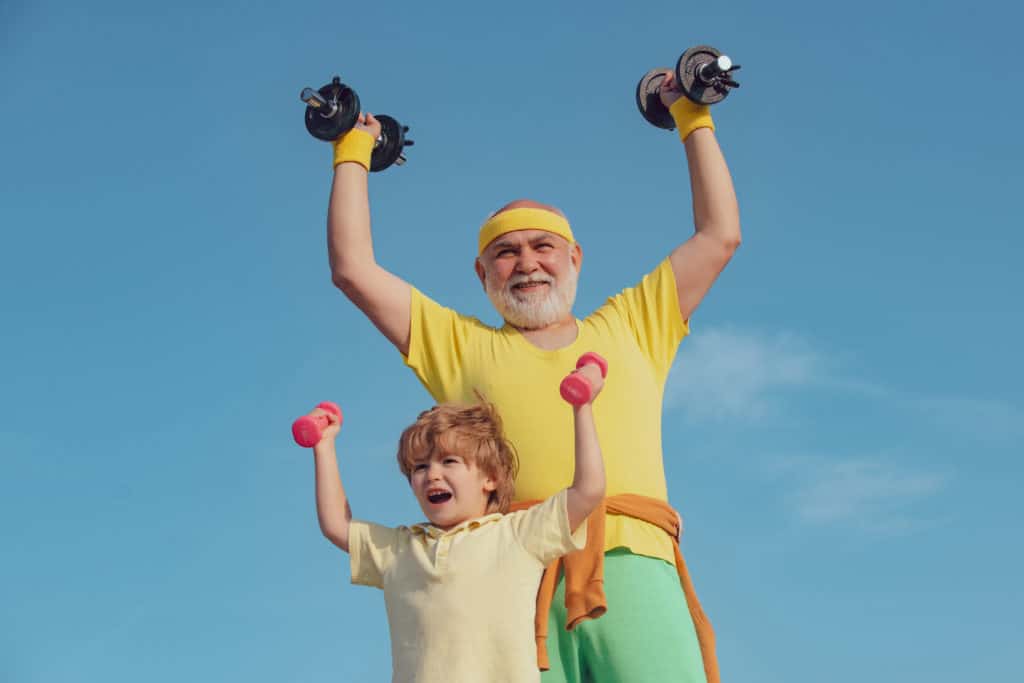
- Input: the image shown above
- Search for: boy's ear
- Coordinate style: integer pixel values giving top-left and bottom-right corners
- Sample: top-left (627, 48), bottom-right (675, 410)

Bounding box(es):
top-left (482, 476), bottom-right (497, 493)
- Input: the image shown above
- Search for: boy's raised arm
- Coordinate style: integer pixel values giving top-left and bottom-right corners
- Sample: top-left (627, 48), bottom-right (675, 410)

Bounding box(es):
top-left (328, 114), bottom-right (413, 356)
top-left (307, 408), bottom-right (353, 552)
top-left (565, 361), bottom-right (607, 532)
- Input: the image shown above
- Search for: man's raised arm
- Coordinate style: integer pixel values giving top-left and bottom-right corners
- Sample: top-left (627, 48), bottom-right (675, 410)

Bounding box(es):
top-left (328, 114), bottom-right (412, 356)
top-left (658, 74), bottom-right (742, 321)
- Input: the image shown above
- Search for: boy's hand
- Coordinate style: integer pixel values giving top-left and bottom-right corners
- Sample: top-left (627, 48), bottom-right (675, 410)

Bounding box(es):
top-left (572, 362), bottom-right (605, 404)
top-left (353, 112), bottom-right (382, 139)
top-left (560, 352), bottom-right (608, 406)
top-left (308, 406), bottom-right (342, 445)
top-left (658, 69), bottom-right (684, 109)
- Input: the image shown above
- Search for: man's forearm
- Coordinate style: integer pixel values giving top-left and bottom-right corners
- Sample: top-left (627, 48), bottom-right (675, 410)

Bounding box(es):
top-left (327, 163), bottom-right (376, 287)
top-left (684, 128), bottom-right (741, 248)
top-left (321, 157), bottom-right (414, 354)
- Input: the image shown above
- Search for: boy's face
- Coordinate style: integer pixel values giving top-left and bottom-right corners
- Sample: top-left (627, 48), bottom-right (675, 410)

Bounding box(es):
top-left (409, 451), bottom-right (497, 530)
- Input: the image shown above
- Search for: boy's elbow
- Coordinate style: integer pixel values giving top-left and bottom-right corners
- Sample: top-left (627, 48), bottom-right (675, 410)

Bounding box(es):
top-left (580, 483), bottom-right (606, 511)
top-left (322, 527), bottom-right (349, 552)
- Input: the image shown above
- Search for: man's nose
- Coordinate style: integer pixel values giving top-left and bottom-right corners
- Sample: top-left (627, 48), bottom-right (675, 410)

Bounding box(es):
top-left (515, 251), bottom-right (539, 273)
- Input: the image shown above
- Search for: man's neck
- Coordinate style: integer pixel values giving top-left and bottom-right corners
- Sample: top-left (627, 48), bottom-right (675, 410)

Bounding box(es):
top-left (513, 316), bottom-right (579, 351)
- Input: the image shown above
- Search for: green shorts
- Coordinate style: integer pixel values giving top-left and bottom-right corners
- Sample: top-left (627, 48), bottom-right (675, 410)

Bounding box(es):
top-left (541, 549), bottom-right (708, 683)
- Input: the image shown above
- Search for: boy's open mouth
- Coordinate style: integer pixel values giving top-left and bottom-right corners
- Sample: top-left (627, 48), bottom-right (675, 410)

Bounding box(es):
top-left (427, 491), bottom-right (452, 504)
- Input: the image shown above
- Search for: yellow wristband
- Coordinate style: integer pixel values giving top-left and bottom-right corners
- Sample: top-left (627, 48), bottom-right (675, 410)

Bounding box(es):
top-left (332, 128), bottom-right (375, 171)
top-left (669, 97), bottom-right (715, 142)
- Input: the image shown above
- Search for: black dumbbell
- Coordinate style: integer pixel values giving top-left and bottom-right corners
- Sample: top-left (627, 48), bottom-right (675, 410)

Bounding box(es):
top-left (369, 114), bottom-right (414, 172)
top-left (300, 76), bottom-right (361, 141)
top-left (636, 45), bottom-right (741, 130)
top-left (299, 76), bottom-right (415, 172)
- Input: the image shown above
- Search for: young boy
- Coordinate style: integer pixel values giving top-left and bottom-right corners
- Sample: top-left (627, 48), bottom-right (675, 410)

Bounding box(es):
top-left (302, 358), bottom-right (606, 683)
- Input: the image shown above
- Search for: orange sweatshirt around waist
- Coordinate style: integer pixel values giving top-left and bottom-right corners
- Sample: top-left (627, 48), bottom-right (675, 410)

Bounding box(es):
top-left (508, 493), bottom-right (719, 683)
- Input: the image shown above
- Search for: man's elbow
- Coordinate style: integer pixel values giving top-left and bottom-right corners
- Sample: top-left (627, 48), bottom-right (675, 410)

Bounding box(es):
top-left (330, 267), bottom-right (365, 299)
top-left (331, 269), bottom-right (353, 293)
top-left (713, 225), bottom-right (741, 258)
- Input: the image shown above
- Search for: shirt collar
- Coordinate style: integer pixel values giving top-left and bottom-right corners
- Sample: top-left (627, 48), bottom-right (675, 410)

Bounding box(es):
top-left (409, 513), bottom-right (504, 539)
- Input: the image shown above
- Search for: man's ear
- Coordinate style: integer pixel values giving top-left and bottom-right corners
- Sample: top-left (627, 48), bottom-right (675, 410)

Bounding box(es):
top-left (571, 242), bottom-right (583, 273)
top-left (474, 258), bottom-right (486, 289)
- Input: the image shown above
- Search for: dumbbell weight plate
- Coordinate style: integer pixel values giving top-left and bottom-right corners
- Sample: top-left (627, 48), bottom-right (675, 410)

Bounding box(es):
top-left (304, 80), bottom-right (361, 141)
top-left (675, 45), bottom-right (730, 106)
top-left (370, 114), bottom-right (406, 172)
top-left (635, 67), bottom-right (676, 130)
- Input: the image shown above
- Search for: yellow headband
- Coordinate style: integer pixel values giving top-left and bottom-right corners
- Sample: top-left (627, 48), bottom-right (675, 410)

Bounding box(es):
top-left (477, 208), bottom-right (575, 255)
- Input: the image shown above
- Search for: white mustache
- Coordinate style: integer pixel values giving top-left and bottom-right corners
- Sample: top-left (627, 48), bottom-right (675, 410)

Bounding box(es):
top-left (507, 274), bottom-right (554, 288)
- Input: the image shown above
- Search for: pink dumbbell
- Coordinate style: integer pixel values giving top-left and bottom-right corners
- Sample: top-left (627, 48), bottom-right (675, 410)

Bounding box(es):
top-left (292, 401), bottom-right (343, 447)
top-left (559, 352), bottom-right (608, 405)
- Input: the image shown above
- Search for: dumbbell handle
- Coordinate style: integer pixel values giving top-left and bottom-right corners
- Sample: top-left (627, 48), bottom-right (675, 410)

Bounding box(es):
top-left (695, 55), bottom-right (733, 84)
top-left (292, 401), bottom-right (343, 447)
top-left (560, 352), bottom-right (608, 406)
top-left (300, 87), bottom-right (338, 118)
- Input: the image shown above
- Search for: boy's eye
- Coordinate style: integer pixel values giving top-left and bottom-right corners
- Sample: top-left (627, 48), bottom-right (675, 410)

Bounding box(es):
top-left (413, 463), bottom-right (428, 471)
top-left (443, 457), bottom-right (460, 465)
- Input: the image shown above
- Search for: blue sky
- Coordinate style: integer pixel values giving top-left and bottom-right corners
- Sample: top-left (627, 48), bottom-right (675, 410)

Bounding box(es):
top-left (2, 0), bottom-right (1022, 680)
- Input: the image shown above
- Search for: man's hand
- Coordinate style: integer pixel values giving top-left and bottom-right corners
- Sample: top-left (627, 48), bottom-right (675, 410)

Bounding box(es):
top-left (353, 111), bottom-right (382, 140)
top-left (658, 70), bottom-right (685, 109)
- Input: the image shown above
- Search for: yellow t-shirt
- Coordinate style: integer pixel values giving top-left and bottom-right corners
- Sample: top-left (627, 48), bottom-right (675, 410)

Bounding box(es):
top-left (405, 258), bottom-right (688, 564)
top-left (349, 490), bottom-right (586, 683)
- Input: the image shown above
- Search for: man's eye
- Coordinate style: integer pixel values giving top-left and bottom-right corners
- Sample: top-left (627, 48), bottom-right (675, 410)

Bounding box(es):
top-left (536, 243), bottom-right (553, 250)
top-left (497, 249), bottom-right (515, 257)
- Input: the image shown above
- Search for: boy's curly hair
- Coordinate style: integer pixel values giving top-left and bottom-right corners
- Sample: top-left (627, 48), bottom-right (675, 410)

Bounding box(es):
top-left (396, 398), bottom-right (519, 514)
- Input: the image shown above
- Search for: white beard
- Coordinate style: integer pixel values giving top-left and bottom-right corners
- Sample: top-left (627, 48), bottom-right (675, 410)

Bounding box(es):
top-left (485, 265), bottom-right (578, 330)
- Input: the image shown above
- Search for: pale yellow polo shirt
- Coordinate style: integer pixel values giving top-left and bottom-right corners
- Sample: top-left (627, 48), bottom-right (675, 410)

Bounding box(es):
top-left (349, 490), bottom-right (586, 683)
top-left (404, 258), bottom-right (688, 564)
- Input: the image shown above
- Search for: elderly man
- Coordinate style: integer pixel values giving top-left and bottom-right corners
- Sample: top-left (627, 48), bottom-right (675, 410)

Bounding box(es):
top-left (324, 72), bottom-right (739, 683)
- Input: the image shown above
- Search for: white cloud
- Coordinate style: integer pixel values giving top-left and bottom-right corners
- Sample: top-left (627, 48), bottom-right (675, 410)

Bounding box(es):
top-left (662, 327), bottom-right (1016, 533)
top-left (667, 327), bottom-right (827, 420)
top-left (790, 457), bottom-right (947, 529)
top-left (668, 327), bottom-right (1022, 444)
top-left (913, 396), bottom-right (1024, 446)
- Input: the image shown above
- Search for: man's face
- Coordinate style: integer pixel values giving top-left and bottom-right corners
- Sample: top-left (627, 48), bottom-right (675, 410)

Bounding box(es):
top-left (476, 229), bottom-right (581, 330)
top-left (409, 451), bottom-right (496, 530)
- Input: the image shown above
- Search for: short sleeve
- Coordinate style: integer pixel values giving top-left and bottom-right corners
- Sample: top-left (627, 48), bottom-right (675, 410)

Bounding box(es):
top-left (601, 258), bottom-right (689, 378)
top-left (509, 490), bottom-right (587, 565)
top-left (348, 520), bottom-right (400, 588)
top-left (403, 286), bottom-right (482, 401)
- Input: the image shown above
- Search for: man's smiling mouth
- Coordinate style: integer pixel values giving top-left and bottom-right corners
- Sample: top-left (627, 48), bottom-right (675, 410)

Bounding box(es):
top-left (512, 281), bottom-right (551, 294)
